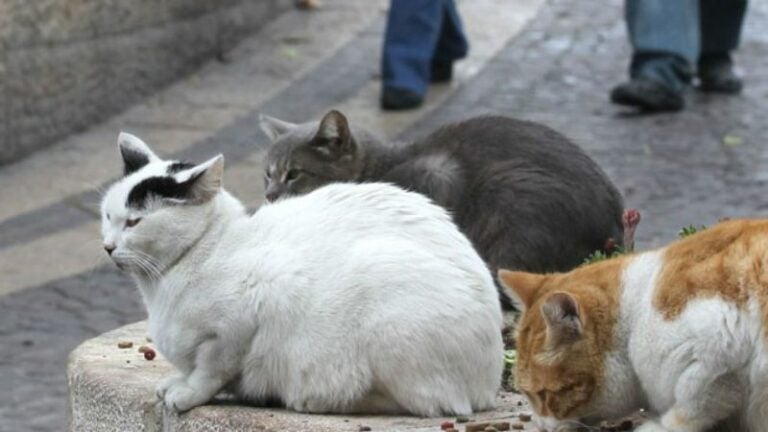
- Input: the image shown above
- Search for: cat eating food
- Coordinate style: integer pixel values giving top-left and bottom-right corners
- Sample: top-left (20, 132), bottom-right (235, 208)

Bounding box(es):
top-left (259, 111), bottom-right (625, 308)
top-left (499, 219), bottom-right (768, 432)
top-left (100, 132), bottom-right (503, 416)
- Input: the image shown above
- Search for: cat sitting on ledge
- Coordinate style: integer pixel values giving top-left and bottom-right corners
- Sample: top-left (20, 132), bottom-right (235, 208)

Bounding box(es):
top-left (100, 132), bottom-right (503, 416)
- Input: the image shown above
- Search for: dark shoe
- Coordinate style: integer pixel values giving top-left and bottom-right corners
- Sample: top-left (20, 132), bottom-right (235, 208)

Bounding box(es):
top-left (430, 60), bottom-right (453, 83)
top-left (610, 77), bottom-right (685, 112)
top-left (698, 54), bottom-right (743, 94)
top-left (381, 87), bottom-right (424, 110)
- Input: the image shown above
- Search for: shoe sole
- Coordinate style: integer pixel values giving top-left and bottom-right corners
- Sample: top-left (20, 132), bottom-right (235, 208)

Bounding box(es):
top-left (611, 91), bottom-right (684, 112)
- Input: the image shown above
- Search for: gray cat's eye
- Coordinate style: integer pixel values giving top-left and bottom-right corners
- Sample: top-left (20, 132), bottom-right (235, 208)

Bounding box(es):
top-left (285, 170), bottom-right (300, 182)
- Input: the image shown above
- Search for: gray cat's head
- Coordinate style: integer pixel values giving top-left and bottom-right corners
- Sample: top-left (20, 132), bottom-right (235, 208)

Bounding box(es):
top-left (100, 133), bottom-right (227, 279)
top-left (259, 110), bottom-right (365, 202)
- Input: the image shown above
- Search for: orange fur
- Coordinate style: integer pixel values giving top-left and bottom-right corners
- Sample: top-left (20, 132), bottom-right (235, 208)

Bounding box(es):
top-left (655, 219), bottom-right (768, 334)
top-left (501, 218), bottom-right (768, 425)
top-left (499, 256), bottom-right (627, 419)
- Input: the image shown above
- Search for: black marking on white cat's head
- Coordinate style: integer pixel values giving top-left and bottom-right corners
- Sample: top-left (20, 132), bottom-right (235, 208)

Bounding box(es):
top-left (167, 161), bottom-right (196, 174)
top-left (126, 172), bottom-right (204, 209)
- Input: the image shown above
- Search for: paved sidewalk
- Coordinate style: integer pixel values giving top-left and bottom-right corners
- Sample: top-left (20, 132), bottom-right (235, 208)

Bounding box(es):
top-left (2, 0), bottom-right (767, 430)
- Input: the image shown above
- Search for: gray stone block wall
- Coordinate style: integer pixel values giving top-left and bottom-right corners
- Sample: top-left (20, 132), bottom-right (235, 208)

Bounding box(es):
top-left (0, 0), bottom-right (293, 165)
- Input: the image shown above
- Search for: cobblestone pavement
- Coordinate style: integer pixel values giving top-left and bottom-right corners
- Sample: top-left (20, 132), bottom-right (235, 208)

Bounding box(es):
top-left (1, 0), bottom-right (767, 430)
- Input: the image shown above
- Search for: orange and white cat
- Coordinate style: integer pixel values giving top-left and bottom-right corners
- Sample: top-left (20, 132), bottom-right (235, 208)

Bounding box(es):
top-left (500, 219), bottom-right (768, 432)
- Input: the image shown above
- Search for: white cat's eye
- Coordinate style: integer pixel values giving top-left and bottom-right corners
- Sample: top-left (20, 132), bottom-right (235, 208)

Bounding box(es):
top-left (125, 218), bottom-right (142, 228)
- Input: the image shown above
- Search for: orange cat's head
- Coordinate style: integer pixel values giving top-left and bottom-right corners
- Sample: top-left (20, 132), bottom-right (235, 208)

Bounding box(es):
top-left (499, 258), bottom-right (626, 429)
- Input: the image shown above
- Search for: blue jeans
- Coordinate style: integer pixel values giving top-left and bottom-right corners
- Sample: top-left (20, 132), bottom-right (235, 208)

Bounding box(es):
top-left (626, 0), bottom-right (747, 90)
top-left (382, 0), bottom-right (469, 95)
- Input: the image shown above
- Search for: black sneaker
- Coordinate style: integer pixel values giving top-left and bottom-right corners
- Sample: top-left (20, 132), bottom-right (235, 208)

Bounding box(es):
top-left (430, 60), bottom-right (453, 83)
top-left (698, 54), bottom-right (743, 94)
top-left (381, 87), bottom-right (424, 110)
top-left (610, 77), bottom-right (685, 112)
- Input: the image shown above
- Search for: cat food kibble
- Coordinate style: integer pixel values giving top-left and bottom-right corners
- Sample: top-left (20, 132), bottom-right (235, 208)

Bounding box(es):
top-left (455, 415), bottom-right (470, 423)
top-left (440, 421), bottom-right (454, 430)
top-left (358, 426), bottom-right (371, 432)
top-left (518, 413), bottom-right (532, 422)
top-left (137, 345), bottom-right (151, 353)
top-left (143, 348), bottom-right (156, 361)
top-left (512, 423), bottom-right (525, 430)
top-left (117, 341), bottom-right (133, 349)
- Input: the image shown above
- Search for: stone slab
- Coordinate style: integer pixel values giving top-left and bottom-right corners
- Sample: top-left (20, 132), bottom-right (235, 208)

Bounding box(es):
top-left (68, 322), bottom-right (533, 432)
top-left (0, 0), bottom-right (292, 164)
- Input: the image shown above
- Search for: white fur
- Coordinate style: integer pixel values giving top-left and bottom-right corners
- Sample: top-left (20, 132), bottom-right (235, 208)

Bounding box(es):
top-left (101, 136), bottom-right (503, 416)
top-left (547, 251), bottom-right (768, 432)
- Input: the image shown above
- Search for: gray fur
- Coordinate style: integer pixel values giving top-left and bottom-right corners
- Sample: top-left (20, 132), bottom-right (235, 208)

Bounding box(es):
top-left (260, 111), bottom-right (625, 307)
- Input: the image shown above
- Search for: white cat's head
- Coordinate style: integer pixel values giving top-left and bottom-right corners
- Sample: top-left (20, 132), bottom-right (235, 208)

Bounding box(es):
top-left (100, 132), bottom-right (224, 278)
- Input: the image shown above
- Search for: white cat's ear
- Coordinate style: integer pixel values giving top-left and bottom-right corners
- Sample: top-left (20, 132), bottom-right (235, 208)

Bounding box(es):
top-left (541, 292), bottom-right (583, 348)
top-left (311, 110), bottom-right (355, 157)
top-left (497, 270), bottom-right (545, 311)
top-left (259, 114), bottom-right (298, 141)
top-left (173, 155), bottom-right (225, 204)
top-left (118, 132), bottom-right (160, 175)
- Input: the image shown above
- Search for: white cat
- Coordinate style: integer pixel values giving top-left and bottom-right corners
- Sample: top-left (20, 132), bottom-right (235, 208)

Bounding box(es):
top-left (100, 132), bottom-right (503, 416)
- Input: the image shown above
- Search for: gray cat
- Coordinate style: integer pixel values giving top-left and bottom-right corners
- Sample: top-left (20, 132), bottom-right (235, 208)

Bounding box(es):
top-left (259, 110), bottom-right (625, 308)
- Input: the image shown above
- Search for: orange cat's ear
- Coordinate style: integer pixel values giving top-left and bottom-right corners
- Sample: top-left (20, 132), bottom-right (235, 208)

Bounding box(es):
top-left (497, 270), bottom-right (547, 311)
top-left (541, 292), bottom-right (582, 349)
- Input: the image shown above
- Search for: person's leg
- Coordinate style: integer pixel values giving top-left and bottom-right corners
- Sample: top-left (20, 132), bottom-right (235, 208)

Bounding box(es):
top-left (611, 0), bottom-right (699, 111)
top-left (698, 0), bottom-right (748, 93)
top-left (430, 0), bottom-right (469, 82)
top-left (381, 0), bottom-right (445, 108)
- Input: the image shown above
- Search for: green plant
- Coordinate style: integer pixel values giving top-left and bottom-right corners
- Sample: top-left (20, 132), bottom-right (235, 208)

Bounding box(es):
top-left (583, 245), bottom-right (625, 265)
top-left (503, 349), bottom-right (518, 391)
top-left (678, 224), bottom-right (707, 238)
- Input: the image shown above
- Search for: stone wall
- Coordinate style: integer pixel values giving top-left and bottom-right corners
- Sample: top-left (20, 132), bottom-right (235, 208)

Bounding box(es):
top-left (0, 0), bottom-right (292, 165)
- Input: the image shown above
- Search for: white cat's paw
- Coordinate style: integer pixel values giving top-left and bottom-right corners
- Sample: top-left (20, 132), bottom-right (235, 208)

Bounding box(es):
top-left (635, 420), bottom-right (670, 432)
top-left (156, 374), bottom-right (185, 399)
top-left (162, 381), bottom-right (209, 413)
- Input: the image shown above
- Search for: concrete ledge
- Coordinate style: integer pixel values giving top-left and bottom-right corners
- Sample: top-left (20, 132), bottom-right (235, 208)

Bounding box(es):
top-left (68, 322), bottom-right (532, 432)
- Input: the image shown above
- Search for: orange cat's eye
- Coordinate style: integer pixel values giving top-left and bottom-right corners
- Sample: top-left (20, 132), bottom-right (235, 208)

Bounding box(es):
top-left (125, 218), bottom-right (142, 228)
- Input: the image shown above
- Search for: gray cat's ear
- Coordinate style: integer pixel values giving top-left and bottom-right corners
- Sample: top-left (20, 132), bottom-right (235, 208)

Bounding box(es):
top-left (311, 110), bottom-right (354, 156)
top-left (259, 114), bottom-right (298, 141)
top-left (118, 132), bottom-right (160, 175)
top-left (172, 155), bottom-right (225, 204)
top-left (541, 292), bottom-right (583, 349)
